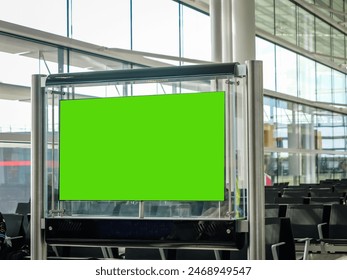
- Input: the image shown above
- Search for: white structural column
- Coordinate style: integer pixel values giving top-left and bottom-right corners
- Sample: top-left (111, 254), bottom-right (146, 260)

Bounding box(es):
top-left (211, 0), bottom-right (264, 260)
top-left (210, 0), bottom-right (222, 62)
top-left (221, 0), bottom-right (232, 62)
top-left (211, 0), bottom-right (233, 62)
top-left (231, 0), bottom-right (264, 260)
top-left (232, 0), bottom-right (256, 63)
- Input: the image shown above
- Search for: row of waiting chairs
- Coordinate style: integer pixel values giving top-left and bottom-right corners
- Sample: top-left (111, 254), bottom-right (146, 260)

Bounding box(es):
top-left (265, 186), bottom-right (347, 204)
top-left (270, 178), bottom-right (347, 188)
top-left (265, 204), bottom-right (347, 259)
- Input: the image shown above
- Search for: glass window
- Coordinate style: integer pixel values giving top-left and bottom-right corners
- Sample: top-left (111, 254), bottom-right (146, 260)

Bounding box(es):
top-left (333, 70), bottom-right (346, 104)
top-left (316, 0), bottom-right (332, 17)
top-left (301, 153), bottom-right (317, 183)
top-left (0, 51), bottom-right (37, 87)
top-left (264, 95), bottom-right (347, 184)
top-left (67, 51), bottom-right (131, 97)
top-left (297, 7), bottom-right (315, 52)
top-left (332, 0), bottom-right (344, 23)
top-left (71, 0), bottom-right (131, 49)
top-left (0, 100), bottom-right (31, 132)
top-left (276, 45), bottom-right (297, 96)
top-left (0, 34), bottom-right (62, 213)
top-left (316, 18), bottom-right (331, 58)
top-left (332, 29), bottom-right (345, 65)
top-left (255, 0), bottom-right (274, 35)
top-left (181, 5), bottom-right (211, 61)
top-left (316, 63), bottom-right (332, 103)
top-left (132, 0), bottom-right (180, 57)
top-left (275, 0), bottom-right (297, 45)
top-left (315, 110), bottom-right (333, 151)
top-left (298, 56), bottom-right (316, 100)
top-left (276, 100), bottom-right (295, 150)
top-left (0, 34), bottom-right (61, 86)
top-left (333, 114), bottom-right (346, 151)
top-left (256, 37), bottom-right (276, 91)
top-left (0, 0), bottom-right (66, 36)
top-left (68, 50), bottom-right (128, 72)
top-left (0, 145), bottom-right (31, 213)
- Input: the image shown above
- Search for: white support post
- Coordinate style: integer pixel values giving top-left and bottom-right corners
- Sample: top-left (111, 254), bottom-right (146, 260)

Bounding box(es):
top-left (210, 0), bottom-right (222, 62)
top-left (222, 0), bottom-right (232, 62)
top-left (232, 0), bottom-right (256, 63)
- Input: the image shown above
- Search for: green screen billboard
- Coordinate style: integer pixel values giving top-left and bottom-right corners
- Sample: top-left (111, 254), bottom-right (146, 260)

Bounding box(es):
top-left (59, 91), bottom-right (225, 201)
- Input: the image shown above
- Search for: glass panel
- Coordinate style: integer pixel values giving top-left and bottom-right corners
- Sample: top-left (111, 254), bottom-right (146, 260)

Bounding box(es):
top-left (0, 144), bottom-right (31, 213)
top-left (47, 71), bottom-right (245, 220)
top-left (255, 0), bottom-right (275, 35)
top-left (0, 100), bottom-right (31, 133)
top-left (332, 0), bottom-right (344, 23)
top-left (0, 34), bottom-right (47, 86)
top-left (316, 18), bottom-right (331, 58)
top-left (0, 33), bottom-right (63, 214)
top-left (298, 7), bottom-right (315, 52)
top-left (234, 76), bottom-right (248, 218)
top-left (69, 50), bottom-right (129, 72)
top-left (315, 109), bottom-right (333, 151)
top-left (264, 151), bottom-right (276, 185)
top-left (333, 70), bottom-right (346, 104)
top-left (274, 152), bottom-right (296, 185)
top-left (132, 0), bottom-right (179, 56)
top-left (332, 29), bottom-right (345, 64)
top-left (333, 113), bottom-right (346, 151)
top-left (317, 154), bottom-right (338, 181)
top-left (316, 0), bottom-right (331, 17)
top-left (276, 45), bottom-right (297, 96)
top-left (181, 5), bottom-right (211, 61)
top-left (316, 63), bottom-right (332, 102)
top-left (264, 97), bottom-right (276, 149)
top-left (0, 0), bottom-right (66, 36)
top-left (301, 153), bottom-right (317, 183)
top-left (275, 0), bottom-right (297, 45)
top-left (336, 155), bottom-right (347, 179)
top-left (71, 0), bottom-right (131, 49)
top-left (264, 95), bottom-right (347, 185)
top-left (275, 99), bottom-right (294, 149)
top-left (256, 37), bottom-right (276, 91)
top-left (298, 56), bottom-right (316, 100)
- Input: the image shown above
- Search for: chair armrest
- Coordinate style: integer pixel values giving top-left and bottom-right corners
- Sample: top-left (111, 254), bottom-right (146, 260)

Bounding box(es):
top-left (317, 223), bottom-right (328, 253)
top-left (271, 242), bottom-right (286, 260)
top-left (4, 235), bottom-right (24, 248)
top-left (317, 223), bottom-right (327, 239)
top-left (7, 236), bottom-right (24, 240)
top-left (294, 238), bottom-right (312, 260)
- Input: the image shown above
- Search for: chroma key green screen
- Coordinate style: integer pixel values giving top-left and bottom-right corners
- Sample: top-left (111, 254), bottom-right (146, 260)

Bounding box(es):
top-left (59, 91), bottom-right (225, 201)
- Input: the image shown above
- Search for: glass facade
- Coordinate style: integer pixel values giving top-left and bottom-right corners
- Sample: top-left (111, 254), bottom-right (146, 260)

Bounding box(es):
top-left (1, 0), bottom-right (347, 216)
top-left (132, 0), bottom-right (180, 56)
top-left (256, 0), bottom-right (347, 188)
top-left (71, 0), bottom-right (131, 48)
top-left (256, 36), bottom-right (347, 104)
top-left (0, 0), bottom-right (67, 36)
top-left (0, 1), bottom-right (210, 213)
top-left (264, 96), bottom-right (347, 185)
top-left (256, 0), bottom-right (347, 72)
